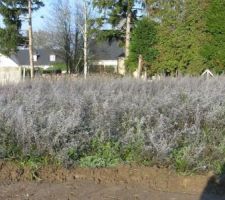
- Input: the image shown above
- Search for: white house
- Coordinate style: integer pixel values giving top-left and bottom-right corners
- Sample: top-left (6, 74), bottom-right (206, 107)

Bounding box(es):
top-left (16, 48), bottom-right (62, 70)
top-left (0, 41), bottom-right (126, 85)
top-left (89, 39), bottom-right (125, 75)
top-left (0, 54), bottom-right (21, 85)
top-left (0, 48), bottom-right (62, 85)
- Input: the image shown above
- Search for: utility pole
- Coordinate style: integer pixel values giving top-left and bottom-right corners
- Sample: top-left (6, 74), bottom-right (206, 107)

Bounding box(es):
top-left (83, 0), bottom-right (88, 79)
top-left (28, 0), bottom-right (34, 79)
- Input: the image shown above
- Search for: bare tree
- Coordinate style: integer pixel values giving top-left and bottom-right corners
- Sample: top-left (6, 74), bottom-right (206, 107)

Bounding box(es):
top-left (75, 0), bottom-right (94, 79)
top-left (45, 0), bottom-right (72, 73)
top-left (83, 1), bottom-right (88, 79)
top-left (34, 0), bottom-right (93, 76)
top-left (72, 6), bottom-right (83, 73)
top-left (36, 0), bottom-right (86, 74)
top-left (33, 30), bottom-right (55, 49)
top-left (28, 0), bottom-right (34, 78)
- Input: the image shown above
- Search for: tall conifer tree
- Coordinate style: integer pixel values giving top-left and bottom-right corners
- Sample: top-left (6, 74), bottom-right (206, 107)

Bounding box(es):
top-left (0, 0), bottom-right (44, 55)
top-left (93, 0), bottom-right (145, 58)
top-left (126, 17), bottom-right (158, 73)
top-left (202, 0), bottom-right (225, 73)
top-left (146, 0), bottom-right (208, 75)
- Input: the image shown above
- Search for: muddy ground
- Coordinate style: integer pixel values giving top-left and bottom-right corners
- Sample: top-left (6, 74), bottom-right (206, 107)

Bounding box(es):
top-left (0, 162), bottom-right (224, 200)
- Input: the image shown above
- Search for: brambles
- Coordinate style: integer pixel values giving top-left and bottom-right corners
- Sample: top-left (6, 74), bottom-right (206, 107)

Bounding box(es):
top-left (1, 77), bottom-right (225, 173)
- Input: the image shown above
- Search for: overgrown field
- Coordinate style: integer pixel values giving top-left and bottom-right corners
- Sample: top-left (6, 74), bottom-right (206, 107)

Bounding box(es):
top-left (1, 77), bottom-right (225, 174)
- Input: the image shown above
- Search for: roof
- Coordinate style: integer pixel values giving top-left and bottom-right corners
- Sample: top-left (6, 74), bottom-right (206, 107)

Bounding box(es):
top-left (89, 39), bottom-right (124, 60)
top-left (12, 48), bottom-right (63, 66)
top-left (5, 40), bottom-right (124, 66)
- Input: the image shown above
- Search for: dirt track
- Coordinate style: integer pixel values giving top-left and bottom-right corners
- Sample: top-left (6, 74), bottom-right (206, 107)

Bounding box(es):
top-left (0, 162), bottom-right (224, 200)
top-left (0, 181), bottom-right (202, 200)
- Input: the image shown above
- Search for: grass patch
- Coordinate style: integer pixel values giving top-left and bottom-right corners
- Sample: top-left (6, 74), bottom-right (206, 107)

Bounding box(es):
top-left (67, 137), bottom-right (149, 168)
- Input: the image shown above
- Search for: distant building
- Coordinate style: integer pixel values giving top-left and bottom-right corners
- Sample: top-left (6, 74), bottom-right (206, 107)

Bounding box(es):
top-left (0, 48), bottom-right (62, 84)
top-left (89, 39), bottom-right (125, 75)
top-left (0, 53), bottom-right (21, 85)
top-left (0, 40), bottom-right (126, 85)
top-left (15, 48), bottom-right (63, 70)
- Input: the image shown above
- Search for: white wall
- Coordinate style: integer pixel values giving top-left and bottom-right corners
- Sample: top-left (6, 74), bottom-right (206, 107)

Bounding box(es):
top-left (92, 60), bottom-right (118, 66)
top-left (0, 67), bottom-right (21, 85)
top-left (91, 59), bottom-right (126, 75)
top-left (92, 60), bottom-right (118, 73)
top-left (0, 54), bottom-right (21, 85)
top-left (21, 65), bottom-right (52, 69)
top-left (117, 57), bottom-right (126, 75)
top-left (0, 54), bottom-right (19, 68)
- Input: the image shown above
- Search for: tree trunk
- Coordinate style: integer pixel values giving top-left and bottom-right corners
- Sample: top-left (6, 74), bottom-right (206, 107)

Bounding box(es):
top-left (28, 0), bottom-right (34, 79)
top-left (84, 1), bottom-right (88, 79)
top-left (74, 28), bottom-right (79, 73)
top-left (23, 67), bottom-right (26, 80)
top-left (137, 55), bottom-right (143, 79)
top-left (125, 11), bottom-right (131, 59)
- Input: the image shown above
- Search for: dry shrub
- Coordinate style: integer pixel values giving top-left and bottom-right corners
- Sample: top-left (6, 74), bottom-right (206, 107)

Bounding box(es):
top-left (0, 76), bottom-right (225, 172)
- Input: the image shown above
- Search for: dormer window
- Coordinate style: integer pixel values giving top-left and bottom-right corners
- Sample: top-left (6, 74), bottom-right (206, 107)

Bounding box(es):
top-left (50, 55), bottom-right (56, 62)
top-left (33, 55), bottom-right (37, 62)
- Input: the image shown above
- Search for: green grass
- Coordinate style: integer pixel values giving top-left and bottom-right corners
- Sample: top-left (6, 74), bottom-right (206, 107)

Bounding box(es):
top-left (67, 137), bottom-right (149, 168)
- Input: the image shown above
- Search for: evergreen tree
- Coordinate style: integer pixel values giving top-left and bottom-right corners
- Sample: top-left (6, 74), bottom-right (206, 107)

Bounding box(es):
top-left (146, 0), bottom-right (208, 75)
top-left (0, 0), bottom-right (44, 55)
top-left (126, 17), bottom-right (158, 73)
top-left (202, 0), bottom-right (225, 74)
top-left (93, 0), bottom-right (145, 58)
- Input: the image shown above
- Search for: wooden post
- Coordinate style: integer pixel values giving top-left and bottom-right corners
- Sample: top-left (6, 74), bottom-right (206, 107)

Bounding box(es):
top-left (28, 0), bottom-right (34, 79)
top-left (23, 67), bottom-right (26, 80)
top-left (137, 55), bottom-right (143, 79)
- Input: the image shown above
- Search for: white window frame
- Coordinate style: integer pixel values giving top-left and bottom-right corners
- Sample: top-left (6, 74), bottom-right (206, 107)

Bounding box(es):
top-left (33, 55), bottom-right (37, 62)
top-left (50, 55), bottom-right (56, 62)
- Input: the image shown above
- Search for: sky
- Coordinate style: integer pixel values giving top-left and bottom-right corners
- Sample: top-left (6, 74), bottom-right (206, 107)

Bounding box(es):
top-left (0, 0), bottom-right (142, 31)
top-left (28, 0), bottom-right (54, 31)
top-left (0, 0), bottom-right (76, 31)
top-left (32, 0), bottom-right (82, 31)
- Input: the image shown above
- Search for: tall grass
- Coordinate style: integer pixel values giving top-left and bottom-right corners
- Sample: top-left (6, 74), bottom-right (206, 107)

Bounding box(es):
top-left (1, 76), bottom-right (225, 172)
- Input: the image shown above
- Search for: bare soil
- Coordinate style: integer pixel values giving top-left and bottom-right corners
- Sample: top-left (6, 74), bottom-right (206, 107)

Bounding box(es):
top-left (0, 162), bottom-right (224, 200)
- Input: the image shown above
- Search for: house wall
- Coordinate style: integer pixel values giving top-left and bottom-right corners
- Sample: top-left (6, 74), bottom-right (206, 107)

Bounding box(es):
top-left (0, 54), bottom-right (21, 85)
top-left (91, 60), bottom-right (118, 73)
top-left (0, 54), bottom-right (18, 68)
top-left (90, 59), bottom-right (126, 75)
top-left (92, 60), bottom-right (118, 67)
top-left (117, 57), bottom-right (126, 75)
top-left (0, 67), bottom-right (21, 85)
top-left (21, 65), bottom-right (53, 69)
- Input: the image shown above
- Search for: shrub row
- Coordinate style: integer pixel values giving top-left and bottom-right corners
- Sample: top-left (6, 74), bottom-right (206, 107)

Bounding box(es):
top-left (1, 77), bottom-right (225, 173)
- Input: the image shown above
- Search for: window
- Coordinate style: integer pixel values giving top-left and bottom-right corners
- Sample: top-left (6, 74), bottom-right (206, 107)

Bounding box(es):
top-left (50, 55), bottom-right (56, 62)
top-left (33, 55), bottom-right (37, 62)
